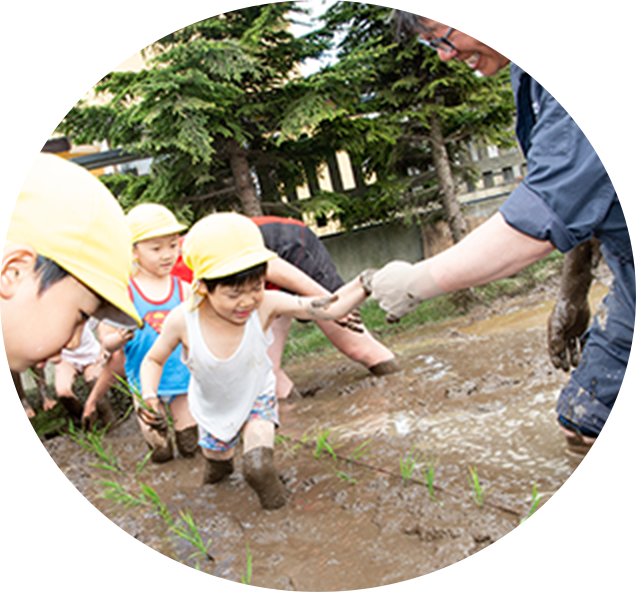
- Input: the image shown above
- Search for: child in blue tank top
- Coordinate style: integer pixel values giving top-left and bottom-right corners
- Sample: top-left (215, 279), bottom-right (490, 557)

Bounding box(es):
top-left (101, 203), bottom-right (197, 463)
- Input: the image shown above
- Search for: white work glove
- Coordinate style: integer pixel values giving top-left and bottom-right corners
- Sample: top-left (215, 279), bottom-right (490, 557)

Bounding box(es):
top-left (370, 260), bottom-right (446, 323)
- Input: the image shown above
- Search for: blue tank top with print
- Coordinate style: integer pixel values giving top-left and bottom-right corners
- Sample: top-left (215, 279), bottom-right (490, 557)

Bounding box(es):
top-left (124, 276), bottom-right (190, 396)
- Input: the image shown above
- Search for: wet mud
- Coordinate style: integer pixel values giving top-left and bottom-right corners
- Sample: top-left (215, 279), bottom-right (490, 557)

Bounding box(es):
top-left (43, 279), bottom-right (610, 590)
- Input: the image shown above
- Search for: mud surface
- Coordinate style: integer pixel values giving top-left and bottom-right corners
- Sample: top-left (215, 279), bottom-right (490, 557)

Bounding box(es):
top-left (42, 278), bottom-right (610, 591)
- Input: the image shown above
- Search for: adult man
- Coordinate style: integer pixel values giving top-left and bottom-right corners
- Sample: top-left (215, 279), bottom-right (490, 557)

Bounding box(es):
top-left (371, 12), bottom-right (633, 459)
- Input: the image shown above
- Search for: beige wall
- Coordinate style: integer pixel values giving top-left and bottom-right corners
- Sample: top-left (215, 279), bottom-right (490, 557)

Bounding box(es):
top-left (0, 7), bottom-right (142, 151)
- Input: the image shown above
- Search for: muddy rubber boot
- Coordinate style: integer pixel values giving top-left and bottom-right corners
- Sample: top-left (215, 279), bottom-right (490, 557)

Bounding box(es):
top-left (59, 395), bottom-right (84, 420)
top-left (242, 446), bottom-right (287, 510)
top-left (97, 397), bottom-right (117, 430)
top-left (175, 425), bottom-right (199, 458)
top-left (149, 437), bottom-right (174, 464)
top-left (203, 457), bottom-right (234, 485)
top-left (368, 357), bottom-right (400, 376)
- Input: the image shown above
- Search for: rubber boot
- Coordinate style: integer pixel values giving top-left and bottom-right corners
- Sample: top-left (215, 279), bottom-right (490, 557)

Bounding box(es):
top-left (203, 457), bottom-right (234, 485)
top-left (175, 425), bottom-right (199, 458)
top-left (368, 357), bottom-right (400, 376)
top-left (149, 437), bottom-right (174, 464)
top-left (97, 396), bottom-right (117, 429)
top-left (242, 446), bottom-right (287, 510)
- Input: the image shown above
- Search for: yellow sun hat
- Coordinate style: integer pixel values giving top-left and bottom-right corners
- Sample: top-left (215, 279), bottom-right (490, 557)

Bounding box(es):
top-left (182, 212), bottom-right (277, 281)
top-left (6, 153), bottom-right (141, 329)
top-left (126, 203), bottom-right (186, 244)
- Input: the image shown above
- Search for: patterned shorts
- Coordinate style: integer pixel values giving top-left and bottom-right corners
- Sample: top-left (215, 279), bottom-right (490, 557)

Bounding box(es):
top-left (198, 390), bottom-right (279, 452)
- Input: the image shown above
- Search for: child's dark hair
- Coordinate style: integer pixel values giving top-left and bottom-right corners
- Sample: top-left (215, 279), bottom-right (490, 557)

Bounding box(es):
top-left (34, 255), bottom-right (70, 295)
top-left (202, 263), bottom-right (267, 293)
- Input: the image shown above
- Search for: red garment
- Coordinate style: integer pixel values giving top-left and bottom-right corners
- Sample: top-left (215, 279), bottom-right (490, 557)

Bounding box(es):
top-left (172, 236), bottom-right (193, 283)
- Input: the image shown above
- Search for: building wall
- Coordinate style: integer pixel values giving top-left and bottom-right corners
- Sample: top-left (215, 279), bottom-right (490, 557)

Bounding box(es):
top-left (0, 7), bottom-right (143, 153)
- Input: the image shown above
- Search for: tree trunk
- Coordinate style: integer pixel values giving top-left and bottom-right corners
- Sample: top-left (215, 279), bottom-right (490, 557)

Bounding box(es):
top-left (429, 111), bottom-right (468, 244)
top-left (228, 138), bottom-right (263, 216)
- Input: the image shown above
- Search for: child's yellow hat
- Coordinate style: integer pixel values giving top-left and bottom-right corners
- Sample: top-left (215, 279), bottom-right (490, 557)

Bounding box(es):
top-left (182, 212), bottom-right (277, 280)
top-left (126, 203), bottom-right (186, 244)
top-left (6, 153), bottom-right (142, 329)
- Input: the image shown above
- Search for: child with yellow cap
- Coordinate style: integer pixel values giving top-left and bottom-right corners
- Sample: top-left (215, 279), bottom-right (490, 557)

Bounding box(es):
top-left (140, 212), bottom-right (374, 510)
top-left (2, 153), bottom-right (141, 373)
top-left (100, 203), bottom-right (198, 463)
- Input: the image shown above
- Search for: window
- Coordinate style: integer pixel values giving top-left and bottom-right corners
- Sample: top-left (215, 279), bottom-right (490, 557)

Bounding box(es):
top-left (483, 171), bottom-right (494, 188)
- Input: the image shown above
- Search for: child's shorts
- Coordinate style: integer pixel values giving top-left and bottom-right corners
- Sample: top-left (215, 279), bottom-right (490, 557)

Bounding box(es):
top-left (157, 393), bottom-right (183, 406)
top-left (198, 390), bottom-right (279, 452)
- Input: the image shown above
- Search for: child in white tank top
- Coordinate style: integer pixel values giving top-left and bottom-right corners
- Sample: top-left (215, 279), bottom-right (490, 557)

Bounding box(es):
top-left (140, 213), bottom-right (374, 510)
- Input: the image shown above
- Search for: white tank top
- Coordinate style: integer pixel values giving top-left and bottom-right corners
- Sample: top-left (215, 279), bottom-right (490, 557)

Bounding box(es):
top-left (183, 307), bottom-right (275, 442)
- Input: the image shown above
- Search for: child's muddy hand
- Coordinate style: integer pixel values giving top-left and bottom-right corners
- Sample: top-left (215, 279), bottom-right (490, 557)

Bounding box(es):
top-left (136, 407), bottom-right (169, 434)
top-left (81, 399), bottom-right (98, 431)
top-left (336, 309), bottom-right (364, 333)
top-left (311, 294), bottom-right (338, 309)
top-left (359, 269), bottom-right (377, 296)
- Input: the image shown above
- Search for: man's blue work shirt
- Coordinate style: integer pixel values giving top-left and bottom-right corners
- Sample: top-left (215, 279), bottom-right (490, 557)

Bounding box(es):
top-left (499, 64), bottom-right (632, 265)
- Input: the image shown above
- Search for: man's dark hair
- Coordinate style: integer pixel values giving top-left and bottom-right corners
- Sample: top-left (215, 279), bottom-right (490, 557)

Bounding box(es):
top-left (202, 262), bottom-right (267, 293)
top-left (34, 255), bottom-right (70, 295)
top-left (392, 0), bottom-right (492, 36)
top-left (391, 9), bottom-right (432, 40)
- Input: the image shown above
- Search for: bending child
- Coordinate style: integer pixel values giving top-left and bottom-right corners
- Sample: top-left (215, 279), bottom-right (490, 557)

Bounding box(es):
top-left (0, 152), bottom-right (139, 592)
top-left (101, 204), bottom-right (197, 463)
top-left (140, 213), bottom-right (373, 510)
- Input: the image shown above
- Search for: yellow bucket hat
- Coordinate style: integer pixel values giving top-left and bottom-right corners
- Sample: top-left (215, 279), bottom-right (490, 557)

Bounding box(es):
top-left (182, 212), bottom-right (277, 281)
top-left (126, 203), bottom-right (186, 243)
top-left (6, 153), bottom-right (141, 329)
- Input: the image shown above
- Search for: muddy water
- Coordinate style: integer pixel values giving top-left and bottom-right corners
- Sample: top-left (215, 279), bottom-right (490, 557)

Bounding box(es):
top-left (43, 281), bottom-right (609, 591)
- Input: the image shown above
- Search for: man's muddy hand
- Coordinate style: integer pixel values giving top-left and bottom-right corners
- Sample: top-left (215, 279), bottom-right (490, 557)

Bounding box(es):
top-left (548, 297), bottom-right (590, 371)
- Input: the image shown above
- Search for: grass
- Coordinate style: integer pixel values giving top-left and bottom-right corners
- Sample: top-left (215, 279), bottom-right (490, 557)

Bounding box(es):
top-left (348, 439), bottom-right (373, 463)
top-left (468, 466), bottom-right (486, 507)
top-left (336, 470), bottom-right (357, 485)
top-left (517, 483), bottom-right (559, 534)
top-left (283, 251), bottom-right (564, 362)
top-left (314, 427), bottom-right (338, 460)
top-left (399, 445), bottom-right (422, 486)
top-left (590, 473), bottom-right (624, 586)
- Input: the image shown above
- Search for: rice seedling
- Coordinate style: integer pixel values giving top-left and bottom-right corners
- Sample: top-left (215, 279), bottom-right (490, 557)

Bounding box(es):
top-left (240, 542), bottom-right (253, 585)
top-left (140, 483), bottom-right (175, 527)
top-left (98, 479), bottom-right (150, 508)
top-left (171, 508), bottom-right (214, 567)
top-left (112, 374), bottom-right (174, 429)
top-left (313, 427), bottom-right (337, 460)
top-left (336, 470), bottom-right (357, 485)
top-left (468, 466), bottom-right (486, 506)
top-left (517, 483), bottom-right (559, 534)
top-left (422, 452), bottom-right (441, 504)
top-left (399, 445), bottom-right (422, 486)
top-left (590, 473), bottom-right (624, 586)
top-left (135, 449), bottom-right (154, 477)
top-left (348, 439), bottom-right (373, 463)
top-left (68, 421), bottom-right (122, 474)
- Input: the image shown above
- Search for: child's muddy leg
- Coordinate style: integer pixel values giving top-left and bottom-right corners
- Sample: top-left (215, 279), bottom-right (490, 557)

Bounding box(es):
top-left (54, 360), bottom-right (83, 419)
top-left (169, 395), bottom-right (199, 458)
top-left (201, 447), bottom-right (234, 484)
top-left (242, 419), bottom-right (287, 510)
top-left (134, 398), bottom-right (173, 463)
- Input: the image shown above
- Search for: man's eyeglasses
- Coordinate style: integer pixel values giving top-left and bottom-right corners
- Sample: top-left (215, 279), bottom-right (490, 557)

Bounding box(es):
top-left (418, 27), bottom-right (456, 53)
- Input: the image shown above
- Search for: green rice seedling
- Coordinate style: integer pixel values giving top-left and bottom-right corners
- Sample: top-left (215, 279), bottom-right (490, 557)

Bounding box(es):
top-left (168, 563), bottom-right (210, 590)
top-left (590, 473), bottom-right (624, 586)
top-left (399, 445), bottom-right (422, 486)
top-left (422, 452), bottom-right (441, 503)
top-left (171, 508), bottom-right (214, 567)
top-left (98, 479), bottom-right (150, 508)
top-left (68, 421), bottom-right (122, 474)
top-left (336, 470), bottom-right (357, 485)
top-left (468, 466), bottom-right (486, 507)
top-left (135, 449), bottom-right (154, 477)
top-left (314, 427), bottom-right (337, 460)
top-left (140, 483), bottom-right (174, 527)
top-left (517, 483), bottom-right (559, 534)
top-left (240, 542), bottom-right (253, 585)
top-left (112, 373), bottom-right (153, 413)
top-left (348, 439), bottom-right (373, 462)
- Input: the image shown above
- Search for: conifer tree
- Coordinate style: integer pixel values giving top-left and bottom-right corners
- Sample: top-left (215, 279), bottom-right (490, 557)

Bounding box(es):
top-left (287, 2), bottom-right (516, 241)
top-left (59, 3), bottom-right (327, 219)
